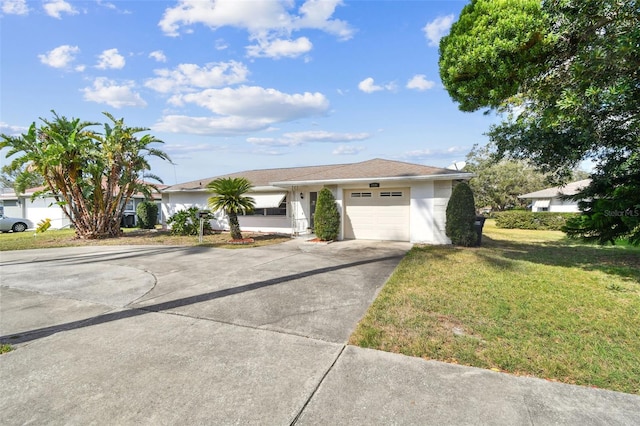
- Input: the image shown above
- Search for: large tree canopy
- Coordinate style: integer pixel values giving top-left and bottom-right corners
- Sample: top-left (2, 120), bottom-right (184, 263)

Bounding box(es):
top-left (440, 0), bottom-right (640, 244)
top-left (0, 111), bottom-right (170, 239)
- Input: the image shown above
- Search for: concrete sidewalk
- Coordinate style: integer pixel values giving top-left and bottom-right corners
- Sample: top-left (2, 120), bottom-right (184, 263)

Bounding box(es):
top-left (1, 242), bottom-right (639, 425)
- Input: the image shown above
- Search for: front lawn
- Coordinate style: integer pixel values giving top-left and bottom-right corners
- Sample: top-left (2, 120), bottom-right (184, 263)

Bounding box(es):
top-left (350, 220), bottom-right (640, 394)
top-left (0, 228), bottom-right (291, 251)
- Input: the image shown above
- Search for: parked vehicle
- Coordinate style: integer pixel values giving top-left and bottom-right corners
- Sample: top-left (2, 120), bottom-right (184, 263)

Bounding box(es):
top-left (0, 214), bottom-right (34, 232)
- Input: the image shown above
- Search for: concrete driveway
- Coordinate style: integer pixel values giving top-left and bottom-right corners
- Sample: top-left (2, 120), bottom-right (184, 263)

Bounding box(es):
top-left (1, 239), bottom-right (639, 425)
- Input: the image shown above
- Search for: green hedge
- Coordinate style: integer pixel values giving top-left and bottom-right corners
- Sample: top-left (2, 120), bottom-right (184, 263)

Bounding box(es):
top-left (494, 211), bottom-right (580, 230)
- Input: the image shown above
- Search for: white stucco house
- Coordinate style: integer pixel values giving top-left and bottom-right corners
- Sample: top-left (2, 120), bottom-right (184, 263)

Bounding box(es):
top-left (161, 158), bottom-right (473, 244)
top-left (519, 179), bottom-right (591, 213)
top-left (0, 186), bottom-right (164, 229)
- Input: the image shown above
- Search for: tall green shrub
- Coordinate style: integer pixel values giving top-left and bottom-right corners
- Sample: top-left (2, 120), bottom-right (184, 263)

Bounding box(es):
top-left (446, 182), bottom-right (477, 246)
top-left (136, 201), bottom-right (158, 229)
top-left (314, 187), bottom-right (340, 241)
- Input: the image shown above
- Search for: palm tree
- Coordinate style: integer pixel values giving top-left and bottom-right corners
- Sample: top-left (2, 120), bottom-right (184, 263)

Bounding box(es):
top-left (207, 177), bottom-right (255, 240)
top-left (0, 111), bottom-right (171, 239)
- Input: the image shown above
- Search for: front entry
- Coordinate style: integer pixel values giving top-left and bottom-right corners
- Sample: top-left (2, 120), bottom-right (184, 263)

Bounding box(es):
top-left (309, 191), bottom-right (318, 229)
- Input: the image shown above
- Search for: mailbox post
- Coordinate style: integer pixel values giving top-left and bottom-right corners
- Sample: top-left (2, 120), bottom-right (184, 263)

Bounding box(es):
top-left (198, 210), bottom-right (210, 243)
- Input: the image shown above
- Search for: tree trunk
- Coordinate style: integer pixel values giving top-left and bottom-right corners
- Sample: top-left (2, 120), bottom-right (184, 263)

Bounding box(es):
top-left (228, 212), bottom-right (243, 240)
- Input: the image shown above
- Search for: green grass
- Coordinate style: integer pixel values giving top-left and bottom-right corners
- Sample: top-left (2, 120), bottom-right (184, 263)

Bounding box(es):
top-left (0, 344), bottom-right (13, 354)
top-left (350, 220), bottom-right (640, 394)
top-left (0, 228), bottom-right (291, 251)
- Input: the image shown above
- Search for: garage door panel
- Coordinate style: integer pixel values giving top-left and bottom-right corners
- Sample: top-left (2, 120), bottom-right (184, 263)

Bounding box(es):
top-left (344, 188), bottom-right (410, 241)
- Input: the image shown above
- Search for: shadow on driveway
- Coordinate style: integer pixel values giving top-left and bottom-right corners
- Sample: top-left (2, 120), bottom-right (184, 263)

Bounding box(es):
top-left (1, 253), bottom-right (403, 345)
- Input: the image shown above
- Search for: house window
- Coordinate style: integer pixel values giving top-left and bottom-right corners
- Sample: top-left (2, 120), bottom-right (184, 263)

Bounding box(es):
top-left (380, 191), bottom-right (403, 197)
top-left (124, 200), bottom-right (134, 211)
top-left (2, 200), bottom-right (17, 207)
top-left (248, 197), bottom-right (287, 216)
top-left (351, 192), bottom-right (372, 198)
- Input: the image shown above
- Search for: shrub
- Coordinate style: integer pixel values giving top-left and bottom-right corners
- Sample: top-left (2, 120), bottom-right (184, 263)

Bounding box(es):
top-left (136, 201), bottom-right (158, 229)
top-left (314, 187), bottom-right (340, 241)
top-left (494, 211), bottom-right (580, 230)
top-left (446, 182), bottom-right (477, 246)
top-left (167, 207), bottom-right (212, 236)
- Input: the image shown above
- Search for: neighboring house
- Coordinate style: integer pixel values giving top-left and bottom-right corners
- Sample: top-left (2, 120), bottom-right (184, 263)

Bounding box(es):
top-left (519, 179), bottom-right (591, 212)
top-left (0, 186), bottom-right (164, 229)
top-left (162, 158), bottom-right (473, 244)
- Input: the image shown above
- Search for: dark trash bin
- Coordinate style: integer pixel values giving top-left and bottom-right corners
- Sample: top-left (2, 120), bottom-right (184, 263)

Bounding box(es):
top-left (121, 214), bottom-right (135, 228)
top-left (474, 215), bottom-right (486, 246)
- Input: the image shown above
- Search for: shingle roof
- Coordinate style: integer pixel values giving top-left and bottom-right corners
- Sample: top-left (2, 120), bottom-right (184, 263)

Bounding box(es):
top-left (163, 158), bottom-right (467, 192)
top-left (519, 179), bottom-right (591, 199)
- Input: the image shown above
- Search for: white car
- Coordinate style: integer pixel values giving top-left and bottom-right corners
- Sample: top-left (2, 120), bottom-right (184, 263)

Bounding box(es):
top-left (0, 214), bottom-right (34, 232)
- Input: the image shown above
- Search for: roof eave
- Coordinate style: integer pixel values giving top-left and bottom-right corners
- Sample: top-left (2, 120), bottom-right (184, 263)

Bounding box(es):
top-left (270, 173), bottom-right (474, 187)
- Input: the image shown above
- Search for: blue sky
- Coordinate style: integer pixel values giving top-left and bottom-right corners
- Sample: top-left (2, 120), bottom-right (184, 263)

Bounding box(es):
top-left (0, 0), bottom-right (497, 184)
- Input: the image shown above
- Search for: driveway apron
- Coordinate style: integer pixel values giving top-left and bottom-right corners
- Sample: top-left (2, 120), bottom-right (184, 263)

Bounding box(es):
top-left (0, 240), bottom-right (408, 424)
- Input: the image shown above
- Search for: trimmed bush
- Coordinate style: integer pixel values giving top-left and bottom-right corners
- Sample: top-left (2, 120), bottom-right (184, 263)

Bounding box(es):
top-left (494, 211), bottom-right (580, 230)
top-left (314, 187), bottom-right (340, 241)
top-left (167, 207), bottom-right (212, 236)
top-left (446, 182), bottom-right (477, 246)
top-left (136, 201), bottom-right (158, 229)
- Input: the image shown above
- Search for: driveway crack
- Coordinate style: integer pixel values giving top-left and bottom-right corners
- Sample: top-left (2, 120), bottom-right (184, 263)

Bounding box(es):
top-left (290, 344), bottom-right (346, 425)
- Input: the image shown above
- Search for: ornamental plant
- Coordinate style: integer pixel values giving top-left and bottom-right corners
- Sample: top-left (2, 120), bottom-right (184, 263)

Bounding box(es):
top-left (445, 182), bottom-right (477, 246)
top-left (167, 207), bottom-right (212, 236)
top-left (314, 187), bottom-right (340, 241)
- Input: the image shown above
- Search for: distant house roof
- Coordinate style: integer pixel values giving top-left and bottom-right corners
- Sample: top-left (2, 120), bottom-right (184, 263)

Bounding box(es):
top-left (519, 179), bottom-right (591, 199)
top-left (0, 182), bottom-right (166, 200)
top-left (163, 158), bottom-right (471, 192)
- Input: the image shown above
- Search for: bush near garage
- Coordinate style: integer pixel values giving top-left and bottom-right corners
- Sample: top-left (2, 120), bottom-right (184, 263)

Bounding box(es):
top-left (314, 187), bottom-right (340, 241)
top-left (494, 211), bottom-right (580, 231)
top-left (136, 201), bottom-right (159, 229)
top-left (446, 182), bottom-right (478, 246)
top-left (167, 207), bottom-right (212, 236)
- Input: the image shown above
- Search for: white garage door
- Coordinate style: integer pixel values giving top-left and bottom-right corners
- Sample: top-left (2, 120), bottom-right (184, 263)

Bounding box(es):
top-left (344, 188), bottom-right (410, 241)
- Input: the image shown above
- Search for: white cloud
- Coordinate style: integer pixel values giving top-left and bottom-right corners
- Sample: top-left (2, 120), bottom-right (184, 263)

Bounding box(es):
top-left (160, 0), bottom-right (352, 37)
top-left (38, 45), bottom-right (80, 69)
top-left (333, 145), bottom-right (364, 155)
top-left (215, 39), bottom-right (229, 50)
top-left (154, 86), bottom-right (329, 136)
top-left (406, 74), bottom-right (436, 91)
top-left (423, 14), bottom-right (454, 47)
top-left (158, 0), bottom-right (353, 59)
top-left (2, 0), bottom-right (29, 15)
top-left (96, 48), bottom-right (125, 69)
top-left (246, 37), bottom-right (312, 59)
top-left (358, 77), bottom-right (396, 94)
top-left (358, 77), bottom-right (382, 94)
top-left (81, 77), bottom-right (147, 108)
top-left (145, 61), bottom-right (249, 94)
top-left (283, 130), bottom-right (370, 144)
top-left (178, 86), bottom-right (328, 120)
top-left (43, 0), bottom-right (78, 19)
top-left (248, 130), bottom-right (370, 147)
top-left (154, 115), bottom-right (269, 135)
top-left (0, 122), bottom-right (28, 136)
top-left (149, 50), bottom-right (167, 62)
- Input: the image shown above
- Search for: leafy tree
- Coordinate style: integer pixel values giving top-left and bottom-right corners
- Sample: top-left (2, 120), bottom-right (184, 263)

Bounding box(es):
top-left (464, 143), bottom-right (548, 211)
top-left (207, 177), bottom-right (255, 240)
top-left (136, 201), bottom-right (158, 229)
top-left (314, 187), bottom-right (340, 241)
top-left (440, 0), bottom-right (640, 244)
top-left (0, 164), bottom-right (44, 192)
top-left (0, 111), bottom-right (170, 239)
top-left (167, 206), bottom-right (212, 236)
top-left (446, 182), bottom-right (477, 247)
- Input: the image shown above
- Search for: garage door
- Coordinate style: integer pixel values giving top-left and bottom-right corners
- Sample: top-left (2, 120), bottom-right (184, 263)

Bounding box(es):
top-left (344, 188), bottom-right (410, 241)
